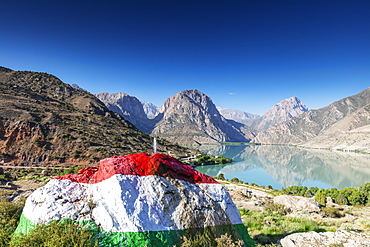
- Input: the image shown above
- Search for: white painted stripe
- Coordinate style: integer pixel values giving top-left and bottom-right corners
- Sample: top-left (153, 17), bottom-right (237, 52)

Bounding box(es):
top-left (23, 175), bottom-right (242, 233)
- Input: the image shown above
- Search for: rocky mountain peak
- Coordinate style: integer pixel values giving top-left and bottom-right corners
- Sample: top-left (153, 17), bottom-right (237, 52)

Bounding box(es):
top-left (265, 96), bottom-right (308, 120)
top-left (158, 89), bottom-right (218, 115)
top-left (152, 89), bottom-right (253, 145)
top-left (96, 92), bottom-right (152, 133)
top-left (253, 87), bottom-right (370, 145)
top-left (249, 96), bottom-right (308, 131)
top-left (141, 101), bottom-right (158, 119)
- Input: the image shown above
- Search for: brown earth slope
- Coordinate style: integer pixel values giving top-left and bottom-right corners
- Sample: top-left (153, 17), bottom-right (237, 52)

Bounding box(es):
top-left (0, 66), bottom-right (194, 166)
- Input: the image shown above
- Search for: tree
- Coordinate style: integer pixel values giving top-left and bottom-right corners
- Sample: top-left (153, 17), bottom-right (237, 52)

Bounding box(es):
top-left (314, 189), bottom-right (326, 206)
top-left (359, 183), bottom-right (370, 204)
top-left (335, 192), bottom-right (348, 205)
top-left (348, 190), bottom-right (366, 206)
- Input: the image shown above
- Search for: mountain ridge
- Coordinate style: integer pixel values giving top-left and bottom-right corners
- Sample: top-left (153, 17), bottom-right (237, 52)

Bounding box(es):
top-left (0, 66), bottom-right (194, 166)
top-left (151, 89), bottom-right (255, 145)
top-left (253, 88), bottom-right (370, 146)
top-left (249, 96), bottom-right (308, 131)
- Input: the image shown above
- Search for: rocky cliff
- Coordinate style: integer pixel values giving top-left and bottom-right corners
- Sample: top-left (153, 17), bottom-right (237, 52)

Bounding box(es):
top-left (15, 153), bottom-right (254, 246)
top-left (249, 96), bottom-right (308, 131)
top-left (0, 66), bottom-right (194, 166)
top-left (151, 89), bottom-right (255, 145)
top-left (141, 101), bottom-right (158, 119)
top-left (96, 92), bottom-right (153, 133)
top-left (254, 88), bottom-right (370, 145)
top-left (216, 106), bottom-right (260, 124)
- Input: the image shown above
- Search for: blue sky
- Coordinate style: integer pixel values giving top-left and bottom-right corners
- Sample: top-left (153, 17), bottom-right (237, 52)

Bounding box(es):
top-left (2, 0), bottom-right (370, 115)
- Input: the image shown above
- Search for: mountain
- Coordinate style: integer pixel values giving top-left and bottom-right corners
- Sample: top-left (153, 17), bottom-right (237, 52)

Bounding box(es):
top-left (70, 83), bottom-right (88, 92)
top-left (96, 92), bottom-right (153, 133)
top-left (0, 66), bottom-right (194, 166)
top-left (302, 103), bottom-right (370, 152)
top-left (141, 101), bottom-right (158, 119)
top-left (254, 88), bottom-right (370, 145)
top-left (216, 106), bottom-right (259, 124)
top-left (249, 96), bottom-right (308, 131)
top-left (151, 89), bottom-right (255, 145)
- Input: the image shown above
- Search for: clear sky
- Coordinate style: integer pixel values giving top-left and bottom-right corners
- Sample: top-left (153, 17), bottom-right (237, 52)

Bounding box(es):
top-left (2, 0), bottom-right (370, 115)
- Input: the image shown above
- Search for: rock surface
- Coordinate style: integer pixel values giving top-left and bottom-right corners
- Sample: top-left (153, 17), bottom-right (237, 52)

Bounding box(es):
top-left (280, 230), bottom-right (370, 247)
top-left (15, 153), bottom-right (254, 246)
top-left (273, 195), bottom-right (321, 213)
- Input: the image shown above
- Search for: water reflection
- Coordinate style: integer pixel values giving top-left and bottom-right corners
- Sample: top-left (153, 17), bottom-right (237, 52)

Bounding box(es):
top-left (196, 145), bottom-right (370, 189)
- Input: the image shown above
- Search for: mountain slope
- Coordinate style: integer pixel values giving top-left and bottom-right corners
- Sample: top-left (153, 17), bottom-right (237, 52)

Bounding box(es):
top-left (151, 89), bottom-right (254, 145)
top-left (216, 107), bottom-right (259, 124)
top-left (249, 96), bottom-right (308, 131)
top-left (0, 66), bottom-right (194, 166)
top-left (96, 92), bottom-right (153, 133)
top-left (254, 88), bottom-right (370, 144)
top-left (303, 103), bottom-right (370, 152)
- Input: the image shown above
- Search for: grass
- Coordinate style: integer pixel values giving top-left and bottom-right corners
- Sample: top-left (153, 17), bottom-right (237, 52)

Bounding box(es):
top-left (241, 208), bottom-right (327, 245)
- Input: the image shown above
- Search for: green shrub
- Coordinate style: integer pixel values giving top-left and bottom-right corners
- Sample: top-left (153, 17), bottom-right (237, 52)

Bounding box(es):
top-left (335, 193), bottom-right (348, 205)
top-left (314, 189), bottom-right (326, 206)
top-left (322, 207), bottom-right (343, 218)
top-left (0, 200), bottom-right (24, 246)
top-left (11, 221), bottom-right (98, 247)
top-left (217, 173), bottom-right (225, 180)
top-left (264, 202), bottom-right (291, 216)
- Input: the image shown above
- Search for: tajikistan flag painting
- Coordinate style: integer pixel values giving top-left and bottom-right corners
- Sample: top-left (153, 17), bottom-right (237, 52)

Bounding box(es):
top-left (15, 153), bottom-right (254, 246)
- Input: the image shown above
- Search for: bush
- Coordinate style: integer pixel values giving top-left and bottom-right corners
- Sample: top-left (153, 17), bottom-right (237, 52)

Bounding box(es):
top-left (322, 207), bottom-right (343, 218)
top-left (0, 200), bottom-right (24, 246)
top-left (217, 173), bottom-right (225, 180)
top-left (264, 202), bottom-right (291, 216)
top-left (348, 190), bottom-right (366, 206)
top-left (314, 189), bottom-right (326, 206)
top-left (335, 193), bottom-right (348, 205)
top-left (11, 221), bottom-right (98, 247)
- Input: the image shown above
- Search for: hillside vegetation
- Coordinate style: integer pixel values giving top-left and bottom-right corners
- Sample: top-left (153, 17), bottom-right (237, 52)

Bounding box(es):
top-left (0, 67), bottom-right (194, 167)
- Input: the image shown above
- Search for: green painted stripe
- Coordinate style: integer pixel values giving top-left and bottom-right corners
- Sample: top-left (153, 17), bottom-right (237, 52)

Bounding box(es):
top-left (14, 214), bottom-right (255, 246)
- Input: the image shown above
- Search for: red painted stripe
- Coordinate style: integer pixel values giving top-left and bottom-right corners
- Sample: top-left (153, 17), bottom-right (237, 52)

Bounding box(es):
top-left (55, 153), bottom-right (218, 184)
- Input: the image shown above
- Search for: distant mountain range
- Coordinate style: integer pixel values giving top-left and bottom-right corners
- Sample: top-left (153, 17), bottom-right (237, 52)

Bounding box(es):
top-left (4, 65), bottom-right (370, 153)
top-left (216, 107), bottom-right (260, 124)
top-left (0, 66), bottom-right (194, 166)
top-left (98, 87), bottom-right (370, 153)
top-left (254, 88), bottom-right (370, 151)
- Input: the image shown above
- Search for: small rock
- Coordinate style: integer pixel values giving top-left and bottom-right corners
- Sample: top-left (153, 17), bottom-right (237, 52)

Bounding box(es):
top-left (279, 230), bottom-right (370, 247)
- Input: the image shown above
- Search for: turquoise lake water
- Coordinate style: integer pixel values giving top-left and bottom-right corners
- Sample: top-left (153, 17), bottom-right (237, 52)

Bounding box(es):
top-left (195, 145), bottom-right (370, 190)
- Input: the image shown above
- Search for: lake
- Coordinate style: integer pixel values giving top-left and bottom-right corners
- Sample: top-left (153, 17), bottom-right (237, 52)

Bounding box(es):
top-left (195, 145), bottom-right (370, 190)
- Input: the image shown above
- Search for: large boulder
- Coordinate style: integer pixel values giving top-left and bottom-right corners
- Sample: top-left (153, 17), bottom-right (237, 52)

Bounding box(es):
top-left (14, 153), bottom-right (254, 246)
top-left (280, 230), bottom-right (370, 247)
top-left (273, 195), bottom-right (321, 213)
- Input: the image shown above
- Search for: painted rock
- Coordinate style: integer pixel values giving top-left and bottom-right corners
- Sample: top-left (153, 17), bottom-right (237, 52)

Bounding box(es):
top-left (15, 153), bottom-right (254, 246)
